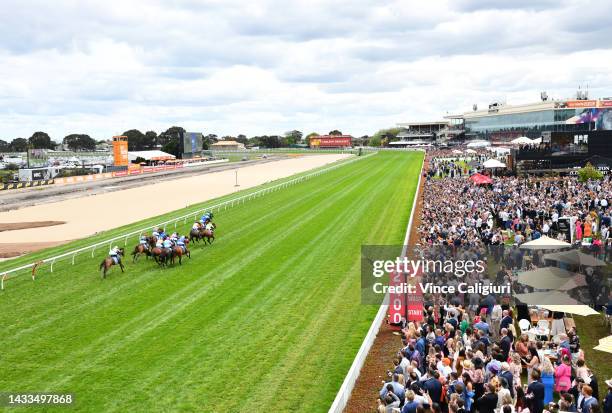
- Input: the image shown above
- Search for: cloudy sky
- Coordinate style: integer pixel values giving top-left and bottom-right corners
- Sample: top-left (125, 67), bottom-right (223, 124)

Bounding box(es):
top-left (1, 0), bottom-right (612, 141)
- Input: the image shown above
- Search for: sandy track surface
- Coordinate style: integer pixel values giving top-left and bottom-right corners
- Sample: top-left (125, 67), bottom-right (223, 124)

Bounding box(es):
top-left (0, 154), bottom-right (350, 247)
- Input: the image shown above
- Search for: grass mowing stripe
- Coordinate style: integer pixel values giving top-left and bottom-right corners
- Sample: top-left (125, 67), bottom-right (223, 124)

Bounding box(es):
top-left (0, 152), bottom-right (423, 412)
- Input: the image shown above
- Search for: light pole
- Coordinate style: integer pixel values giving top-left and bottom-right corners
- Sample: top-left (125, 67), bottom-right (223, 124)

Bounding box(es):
top-left (234, 169), bottom-right (240, 187)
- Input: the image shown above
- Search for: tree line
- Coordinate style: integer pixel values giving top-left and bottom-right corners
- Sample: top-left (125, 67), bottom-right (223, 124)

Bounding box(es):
top-left (0, 127), bottom-right (394, 155)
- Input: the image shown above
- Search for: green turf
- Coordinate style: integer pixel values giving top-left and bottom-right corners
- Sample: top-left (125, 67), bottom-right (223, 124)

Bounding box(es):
top-left (0, 151), bottom-right (423, 412)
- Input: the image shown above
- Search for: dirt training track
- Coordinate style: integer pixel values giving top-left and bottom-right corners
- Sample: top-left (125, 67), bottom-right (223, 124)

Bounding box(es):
top-left (0, 154), bottom-right (349, 257)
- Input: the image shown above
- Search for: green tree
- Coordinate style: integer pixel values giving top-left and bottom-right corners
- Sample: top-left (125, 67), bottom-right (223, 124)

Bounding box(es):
top-left (577, 163), bottom-right (604, 182)
top-left (63, 134), bottom-right (96, 151)
top-left (235, 134), bottom-right (248, 145)
top-left (285, 130), bottom-right (302, 145)
top-left (9, 138), bottom-right (28, 152)
top-left (122, 129), bottom-right (146, 151)
top-left (0, 139), bottom-right (8, 151)
top-left (328, 130), bottom-right (342, 136)
top-left (371, 127), bottom-right (401, 144)
top-left (29, 131), bottom-right (55, 149)
top-left (144, 131), bottom-right (158, 149)
top-left (202, 134), bottom-right (217, 150)
top-left (157, 126), bottom-right (185, 148)
top-left (369, 135), bottom-right (381, 147)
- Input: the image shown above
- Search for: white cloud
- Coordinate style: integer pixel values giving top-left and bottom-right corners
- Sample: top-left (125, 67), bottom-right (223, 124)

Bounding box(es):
top-left (0, 0), bottom-right (611, 140)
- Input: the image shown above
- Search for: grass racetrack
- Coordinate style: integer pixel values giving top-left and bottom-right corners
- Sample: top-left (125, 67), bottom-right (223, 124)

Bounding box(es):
top-left (0, 151), bottom-right (423, 412)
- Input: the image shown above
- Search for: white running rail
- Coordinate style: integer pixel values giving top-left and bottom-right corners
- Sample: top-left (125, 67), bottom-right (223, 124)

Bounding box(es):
top-left (0, 153), bottom-right (376, 290)
top-left (328, 149), bottom-right (425, 413)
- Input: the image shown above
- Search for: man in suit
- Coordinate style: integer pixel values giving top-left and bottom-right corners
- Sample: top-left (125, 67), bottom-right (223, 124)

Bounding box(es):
top-left (500, 328), bottom-right (512, 360)
top-left (421, 370), bottom-right (442, 404)
top-left (527, 370), bottom-right (545, 413)
top-left (475, 383), bottom-right (498, 413)
top-left (582, 385), bottom-right (599, 413)
top-left (500, 309), bottom-right (513, 332)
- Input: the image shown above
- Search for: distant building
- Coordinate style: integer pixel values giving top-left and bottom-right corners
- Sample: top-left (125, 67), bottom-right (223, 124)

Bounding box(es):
top-left (308, 135), bottom-right (352, 148)
top-left (392, 121), bottom-right (451, 146)
top-left (210, 140), bottom-right (246, 151)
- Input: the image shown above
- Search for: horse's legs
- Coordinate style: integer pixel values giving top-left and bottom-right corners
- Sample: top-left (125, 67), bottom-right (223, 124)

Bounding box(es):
top-left (119, 262), bottom-right (125, 272)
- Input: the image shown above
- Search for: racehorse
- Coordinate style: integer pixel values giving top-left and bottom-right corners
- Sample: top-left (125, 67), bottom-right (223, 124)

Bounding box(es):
top-left (131, 244), bottom-right (150, 262)
top-left (170, 240), bottom-right (191, 265)
top-left (189, 228), bottom-right (202, 243)
top-left (200, 228), bottom-right (215, 244)
top-left (150, 246), bottom-right (172, 267)
top-left (99, 248), bottom-right (125, 279)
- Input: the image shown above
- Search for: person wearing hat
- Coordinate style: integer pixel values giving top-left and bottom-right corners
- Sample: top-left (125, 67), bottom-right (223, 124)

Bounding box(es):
top-left (439, 358), bottom-right (452, 379)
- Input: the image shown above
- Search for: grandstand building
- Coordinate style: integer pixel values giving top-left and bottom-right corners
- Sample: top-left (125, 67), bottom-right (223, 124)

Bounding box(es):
top-left (458, 97), bottom-right (612, 144)
top-left (391, 121), bottom-right (463, 146)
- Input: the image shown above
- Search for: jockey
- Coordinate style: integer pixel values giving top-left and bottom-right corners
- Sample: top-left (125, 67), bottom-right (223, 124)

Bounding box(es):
top-left (170, 232), bottom-right (178, 242)
top-left (177, 235), bottom-right (187, 253)
top-left (192, 221), bottom-right (200, 230)
top-left (109, 246), bottom-right (122, 264)
top-left (158, 228), bottom-right (166, 238)
top-left (205, 221), bottom-right (214, 232)
top-left (162, 236), bottom-right (173, 252)
top-left (200, 213), bottom-right (210, 225)
top-left (155, 237), bottom-right (164, 249)
top-left (152, 230), bottom-right (159, 238)
top-left (139, 234), bottom-right (149, 245)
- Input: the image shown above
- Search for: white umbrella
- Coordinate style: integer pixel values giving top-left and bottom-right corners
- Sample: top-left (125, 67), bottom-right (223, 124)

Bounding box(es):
top-left (510, 136), bottom-right (533, 144)
top-left (465, 149), bottom-right (477, 154)
top-left (483, 159), bottom-right (507, 168)
top-left (467, 140), bottom-right (491, 148)
top-left (514, 291), bottom-right (583, 306)
top-left (520, 235), bottom-right (571, 250)
top-left (532, 138), bottom-right (542, 144)
top-left (517, 268), bottom-right (585, 291)
top-left (543, 250), bottom-right (607, 267)
top-left (540, 304), bottom-right (600, 317)
top-left (452, 149), bottom-right (463, 154)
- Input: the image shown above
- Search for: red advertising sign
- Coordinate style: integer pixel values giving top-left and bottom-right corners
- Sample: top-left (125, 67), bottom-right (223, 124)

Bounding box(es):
top-left (113, 170), bottom-right (128, 177)
top-left (143, 166), bottom-right (154, 173)
top-left (407, 276), bottom-right (424, 322)
top-left (565, 100), bottom-right (597, 108)
top-left (319, 137), bottom-right (352, 147)
top-left (599, 100), bottom-right (612, 107)
top-left (128, 169), bottom-right (142, 175)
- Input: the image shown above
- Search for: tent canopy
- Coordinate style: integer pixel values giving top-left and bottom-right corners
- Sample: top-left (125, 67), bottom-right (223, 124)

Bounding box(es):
top-left (483, 159), bottom-right (507, 168)
top-left (520, 235), bottom-right (571, 250)
top-left (465, 149), bottom-right (477, 154)
top-left (467, 140), bottom-right (491, 148)
top-left (514, 291), bottom-right (583, 306)
top-left (539, 304), bottom-right (600, 317)
top-left (517, 267), bottom-right (585, 291)
top-left (128, 150), bottom-right (176, 162)
top-left (543, 250), bottom-right (607, 267)
top-left (469, 173), bottom-right (493, 185)
top-left (511, 136), bottom-right (533, 144)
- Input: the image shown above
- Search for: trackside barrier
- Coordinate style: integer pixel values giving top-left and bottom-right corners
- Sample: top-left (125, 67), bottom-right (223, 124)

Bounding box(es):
top-left (0, 152), bottom-right (377, 291)
top-left (328, 149), bottom-right (425, 413)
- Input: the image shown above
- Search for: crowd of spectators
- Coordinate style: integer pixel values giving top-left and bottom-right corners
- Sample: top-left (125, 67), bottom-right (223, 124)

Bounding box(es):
top-left (376, 149), bottom-right (612, 413)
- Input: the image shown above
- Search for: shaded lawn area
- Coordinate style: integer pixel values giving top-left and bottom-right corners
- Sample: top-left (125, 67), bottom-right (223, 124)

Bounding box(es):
top-left (574, 314), bottom-right (612, 380)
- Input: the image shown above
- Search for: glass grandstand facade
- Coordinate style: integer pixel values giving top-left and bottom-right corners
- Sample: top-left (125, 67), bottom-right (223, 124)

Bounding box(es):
top-left (464, 108), bottom-right (594, 140)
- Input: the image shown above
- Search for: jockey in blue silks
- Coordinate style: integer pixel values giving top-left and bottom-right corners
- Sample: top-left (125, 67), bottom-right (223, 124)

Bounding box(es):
top-left (162, 236), bottom-right (173, 253)
top-left (177, 236), bottom-right (187, 253)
